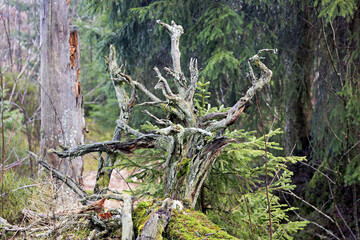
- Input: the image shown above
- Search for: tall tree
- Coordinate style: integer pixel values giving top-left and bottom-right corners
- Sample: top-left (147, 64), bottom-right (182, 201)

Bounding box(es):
top-left (40, 0), bottom-right (85, 182)
top-left (284, 3), bottom-right (315, 156)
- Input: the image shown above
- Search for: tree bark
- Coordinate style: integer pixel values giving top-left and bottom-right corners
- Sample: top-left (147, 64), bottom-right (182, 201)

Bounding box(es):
top-left (40, 0), bottom-right (85, 182)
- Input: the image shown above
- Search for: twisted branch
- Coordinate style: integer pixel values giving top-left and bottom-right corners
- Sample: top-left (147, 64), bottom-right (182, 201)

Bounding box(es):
top-left (204, 49), bottom-right (277, 132)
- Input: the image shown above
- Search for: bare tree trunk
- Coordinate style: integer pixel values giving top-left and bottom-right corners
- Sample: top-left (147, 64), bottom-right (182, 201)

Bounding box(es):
top-left (40, 0), bottom-right (85, 182)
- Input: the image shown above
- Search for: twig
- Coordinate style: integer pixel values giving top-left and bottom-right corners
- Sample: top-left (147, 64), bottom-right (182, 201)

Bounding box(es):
top-left (143, 110), bottom-right (171, 126)
top-left (28, 152), bottom-right (87, 199)
top-left (281, 190), bottom-right (335, 224)
top-left (281, 192), bottom-right (340, 240)
top-left (253, 69), bottom-right (272, 239)
top-left (327, 181), bottom-right (347, 239)
top-left (114, 169), bottom-right (134, 194)
top-left (3, 154), bottom-right (29, 170)
top-left (83, 80), bottom-right (106, 98)
top-left (10, 211), bottom-right (27, 239)
top-left (1, 87), bottom-right (26, 188)
top-left (334, 204), bottom-right (356, 240)
top-left (320, 17), bottom-right (343, 88)
top-left (342, 139), bottom-right (360, 157)
top-left (0, 184), bottom-right (40, 197)
top-left (298, 161), bottom-right (336, 184)
top-left (269, 144), bottom-right (296, 187)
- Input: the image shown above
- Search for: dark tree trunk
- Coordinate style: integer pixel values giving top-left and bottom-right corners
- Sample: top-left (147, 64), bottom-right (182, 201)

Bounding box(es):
top-left (285, 6), bottom-right (315, 156)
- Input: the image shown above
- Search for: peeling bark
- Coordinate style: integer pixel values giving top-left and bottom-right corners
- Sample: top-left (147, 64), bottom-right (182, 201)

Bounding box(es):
top-left (40, 0), bottom-right (84, 182)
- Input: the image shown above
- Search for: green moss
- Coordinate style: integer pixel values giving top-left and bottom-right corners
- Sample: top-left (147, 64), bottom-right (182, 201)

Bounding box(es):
top-left (166, 209), bottom-right (238, 239)
top-left (97, 173), bottom-right (110, 189)
top-left (133, 201), bottom-right (154, 235)
top-left (57, 226), bottom-right (92, 239)
top-left (85, 190), bottom-right (94, 194)
top-left (176, 158), bottom-right (191, 179)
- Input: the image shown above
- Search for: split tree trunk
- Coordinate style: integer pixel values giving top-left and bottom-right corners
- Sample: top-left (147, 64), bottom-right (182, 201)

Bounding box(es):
top-left (40, 0), bottom-right (85, 182)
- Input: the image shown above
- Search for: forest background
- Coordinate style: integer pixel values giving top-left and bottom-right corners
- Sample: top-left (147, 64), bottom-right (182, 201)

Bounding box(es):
top-left (0, 0), bottom-right (359, 239)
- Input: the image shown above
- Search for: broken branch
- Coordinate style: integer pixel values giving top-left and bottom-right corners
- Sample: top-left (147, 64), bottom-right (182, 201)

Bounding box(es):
top-left (205, 49), bottom-right (276, 132)
top-left (28, 152), bottom-right (87, 199)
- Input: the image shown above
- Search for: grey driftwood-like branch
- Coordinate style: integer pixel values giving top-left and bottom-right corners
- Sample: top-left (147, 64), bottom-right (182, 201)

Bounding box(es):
top-left (52, 19), bottom-right (275, 203)
top-left (51, 135), bottom-right (158, 158)
top-left (80, 193), bottom-right (134, 240)
top-left (156, 19), bottom-right (186, 96)
top-left (49, 19), bottom-right (276, 238)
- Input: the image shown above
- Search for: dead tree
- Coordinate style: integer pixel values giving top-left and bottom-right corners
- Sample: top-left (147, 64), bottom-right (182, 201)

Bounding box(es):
top-left (40, 0), bottom-right (85, 182)
top-left (54, 20), bottom-right (275, 208)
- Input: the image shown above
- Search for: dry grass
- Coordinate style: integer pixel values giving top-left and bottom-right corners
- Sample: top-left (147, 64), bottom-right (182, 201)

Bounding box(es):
top-left (25, 174), bottom-right (84, 233)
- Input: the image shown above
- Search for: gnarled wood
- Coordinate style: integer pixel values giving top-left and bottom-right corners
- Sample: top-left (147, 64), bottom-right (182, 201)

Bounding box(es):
top-left (53, 20), bottom-right (275, 210)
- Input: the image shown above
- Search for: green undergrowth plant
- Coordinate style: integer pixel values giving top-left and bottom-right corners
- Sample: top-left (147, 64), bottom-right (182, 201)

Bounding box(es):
top-left (0, 170), bottom-right (34, 223)
top-left (114, 128), bottom-right (308, 238)
top-left (204, 128), bottom-right (308, 239)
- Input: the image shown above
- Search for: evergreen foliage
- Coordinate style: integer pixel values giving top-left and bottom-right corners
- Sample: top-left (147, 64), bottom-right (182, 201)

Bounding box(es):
top-left (79, 0), bottom-right (279, 114)
top-left (206, 128), bottom-right (308, 239)
top-left (315, 0), bottom-right (358, 22)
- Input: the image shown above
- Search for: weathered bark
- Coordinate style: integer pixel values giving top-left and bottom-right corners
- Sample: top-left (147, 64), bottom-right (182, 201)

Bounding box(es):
top-left (122, 194), bottom-right (134, 240)
top-left (53, 136), bottom-right (158, 158)
top-left (40, 0), bottom-right (85, 182)
top-left (167, 138), bottom-right (235, 208)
